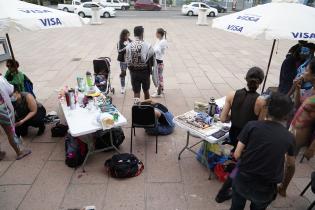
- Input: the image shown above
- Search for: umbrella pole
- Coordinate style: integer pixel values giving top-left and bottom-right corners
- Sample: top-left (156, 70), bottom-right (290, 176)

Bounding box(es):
top-left (261, 39), bottom-right (276, 94)
top-left (5, 33), bottom-right (15, 61)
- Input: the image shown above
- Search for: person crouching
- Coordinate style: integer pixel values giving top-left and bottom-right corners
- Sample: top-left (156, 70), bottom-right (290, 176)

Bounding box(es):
top-left (12, 86), bottom-right (46, 137)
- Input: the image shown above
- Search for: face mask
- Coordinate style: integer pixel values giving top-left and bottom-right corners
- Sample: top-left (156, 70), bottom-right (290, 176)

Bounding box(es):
top-left (11, 96), bottom-right (17, 102)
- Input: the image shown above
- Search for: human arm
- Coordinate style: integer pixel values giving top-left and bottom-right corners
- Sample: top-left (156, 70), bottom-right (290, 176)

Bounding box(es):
top-left (220, 92), bottom-right (234, 123)
top-left (293, 79), bottom-right (302, 109)
top-left (15, 94), bottom-right (37, 126)
top-left (255, 97), bottom-right (267, 120)
top-left (233, 122), bottom-right (253, 160)
top-left (2, 76), bottom-right (14, 96)
top-left (234, 141), bottom-right (246, 160)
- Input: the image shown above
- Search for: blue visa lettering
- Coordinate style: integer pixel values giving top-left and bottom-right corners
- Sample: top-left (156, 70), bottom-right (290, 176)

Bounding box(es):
top-left (227, 25), bottom-right (243, 32)
top-left (39, 18), bottom-right (62, 27)
top-left (292, 32), bottom-right (315, 39)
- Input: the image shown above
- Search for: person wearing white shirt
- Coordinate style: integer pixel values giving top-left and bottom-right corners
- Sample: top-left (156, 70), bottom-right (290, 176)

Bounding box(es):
top-left (152, 28), bottom-right (168, 98)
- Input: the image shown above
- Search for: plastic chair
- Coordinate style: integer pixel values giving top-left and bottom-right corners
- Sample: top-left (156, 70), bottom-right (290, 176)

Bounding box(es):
top-left (300, 171), bottom-right (315, 210)
top-left (130, 105), bottom-right (158, 154)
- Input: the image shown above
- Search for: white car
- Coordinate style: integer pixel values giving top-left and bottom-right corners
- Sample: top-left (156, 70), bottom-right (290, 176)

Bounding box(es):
top-left (182, 2), bottom-right (218, 17)
top-left (74, 2), bottom-right (116, 18)
top-left (58, 0), bottom-right (81, 12)
top-left (101, 0), bottom-right (130, 10)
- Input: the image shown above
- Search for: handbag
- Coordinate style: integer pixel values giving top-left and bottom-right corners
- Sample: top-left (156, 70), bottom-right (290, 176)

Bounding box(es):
top-left (105, 153), bottom-right (144, 178)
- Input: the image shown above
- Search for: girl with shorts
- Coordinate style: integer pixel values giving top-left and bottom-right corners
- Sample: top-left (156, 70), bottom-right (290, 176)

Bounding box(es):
top-left (117, 29), bottom-right (131, 94)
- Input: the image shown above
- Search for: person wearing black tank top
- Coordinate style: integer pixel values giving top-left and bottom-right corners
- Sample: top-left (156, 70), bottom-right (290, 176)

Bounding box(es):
top-left (216, 67), bottom-right (266, 203)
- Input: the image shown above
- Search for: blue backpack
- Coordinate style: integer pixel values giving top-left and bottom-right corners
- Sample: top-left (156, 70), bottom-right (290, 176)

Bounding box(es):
top-left (24, 75), bottom-right (36, 98)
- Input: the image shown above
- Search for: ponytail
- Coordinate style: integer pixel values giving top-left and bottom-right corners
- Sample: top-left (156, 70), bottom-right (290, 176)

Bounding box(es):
top-left (157, 28), bottom-right (166, 39)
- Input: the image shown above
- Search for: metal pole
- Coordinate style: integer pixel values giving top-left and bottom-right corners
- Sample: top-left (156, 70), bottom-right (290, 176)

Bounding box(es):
top-left (261, 39), bottom-right (276, 94)
top-left (5, 33), bottom-right (15, 62)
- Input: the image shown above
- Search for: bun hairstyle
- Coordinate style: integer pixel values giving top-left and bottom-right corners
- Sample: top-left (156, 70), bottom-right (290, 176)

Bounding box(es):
top-left (245, 67), bottom-right (265, 92)
top-left (157, 28), bottom-right (167, 39)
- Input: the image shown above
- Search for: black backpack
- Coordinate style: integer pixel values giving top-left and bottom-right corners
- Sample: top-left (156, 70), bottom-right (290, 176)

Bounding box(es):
top-left (65, 134), bottom-right (88, 168)
top-left (105, 153), bottom-right (144, 178)
top-left (94, 127), bottom-right (125, 150)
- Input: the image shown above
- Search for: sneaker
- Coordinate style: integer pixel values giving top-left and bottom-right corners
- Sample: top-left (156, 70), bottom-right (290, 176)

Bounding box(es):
top-left (215, 191), bottom-right (232, 203)
top-left (121, 87), bottom-right (126, 94)
top-left (151, 92), bottom-right (163, 98)
top-left (37, 125), bottom-right (46, 136)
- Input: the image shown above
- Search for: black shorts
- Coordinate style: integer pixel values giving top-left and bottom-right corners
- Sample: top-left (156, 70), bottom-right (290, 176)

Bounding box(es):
top-left (130, 70), bottom-right (150, 93)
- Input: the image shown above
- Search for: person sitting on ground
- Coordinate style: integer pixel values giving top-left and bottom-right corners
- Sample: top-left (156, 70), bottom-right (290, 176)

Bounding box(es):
top-left (230, 93), bottom-right (295, 210)
top-left (215, 67), bottom-right (267, 203)
top-left (140, 99), bottom-right (175, 135)
top-left (126, 26), bottom-right (155, 100)
top-left (278, 45), bottom-right (304, 94)
top-left (0, 76), bottom-right (31, 160)
top-left (12, 86), bottom-right (46, 137)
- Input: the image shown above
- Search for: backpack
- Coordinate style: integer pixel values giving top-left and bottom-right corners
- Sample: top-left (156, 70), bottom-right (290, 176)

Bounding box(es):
top-left (24, 74), bottom-right (36, 98)
top-left (105, 153), bottom-right (144, 178)
top-left (94, 127), bottom-right (125, 150)
top-left (65, 134), bottom-right (88, 168)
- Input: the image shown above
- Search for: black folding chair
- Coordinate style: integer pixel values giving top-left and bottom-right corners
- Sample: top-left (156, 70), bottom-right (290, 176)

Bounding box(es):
top-left (130, 105), bottom-right (158, 153)
top-left (300, 171), bottom-right (315, 210)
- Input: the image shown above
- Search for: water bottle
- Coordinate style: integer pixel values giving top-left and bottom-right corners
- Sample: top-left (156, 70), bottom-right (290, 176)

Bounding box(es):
top-left (86, 71), bottom-right (93, 87)
top-left (208, 97), bottom-right (217, 117)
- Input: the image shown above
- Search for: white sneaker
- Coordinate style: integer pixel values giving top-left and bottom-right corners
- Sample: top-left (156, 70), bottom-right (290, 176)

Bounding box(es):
top-left (121, 87), bottom-right (125, 94)
top-left (151, 92), bottom-right (162, 98)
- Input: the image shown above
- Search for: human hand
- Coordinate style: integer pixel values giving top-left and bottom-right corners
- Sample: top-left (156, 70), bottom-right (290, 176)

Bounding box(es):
top-left (303, 148), bottom-right (314, 160)
top-left (293, 78), bottom-right (302, 89)
top-left (15, 120), bottom-right (25, 127)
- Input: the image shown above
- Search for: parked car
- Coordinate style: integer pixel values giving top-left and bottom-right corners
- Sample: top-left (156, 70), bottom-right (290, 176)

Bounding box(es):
top-left (204, 1), bottom-right (227, 13)
top-left (58, 0), bottom-right (81, 12)
top-left (101, 0), bottom-right (130, 10)
top-left (74, 2), bottom-right (116, 18)
top-left (182, 2), bottom-right (218, 17)
top-left (134, 0), bottom-right (161, 11)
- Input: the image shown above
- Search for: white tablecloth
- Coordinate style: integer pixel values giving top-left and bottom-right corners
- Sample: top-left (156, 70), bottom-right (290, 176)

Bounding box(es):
top-left (60, 103), bottom-right (127, 137)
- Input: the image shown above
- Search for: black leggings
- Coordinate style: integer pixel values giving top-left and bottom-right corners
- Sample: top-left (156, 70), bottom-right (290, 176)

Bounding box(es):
top-left (16, 106), bottom-right (46, 137)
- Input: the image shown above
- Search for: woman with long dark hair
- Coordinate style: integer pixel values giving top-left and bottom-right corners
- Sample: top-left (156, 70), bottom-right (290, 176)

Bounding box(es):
top-left (215, 67), bottom-right (266, 203)
top-left (151, 28), bottom-right (168, 98)
top-left (117, 29), bottom-right (131, 94)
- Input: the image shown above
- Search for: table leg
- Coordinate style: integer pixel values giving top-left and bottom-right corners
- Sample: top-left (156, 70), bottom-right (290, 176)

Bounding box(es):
top-left (178, 131), bottom-right (190, 160)
top-left (109, 128), bottom-right (120, 154)
top-left (81, 134), bottom-right (94, 172)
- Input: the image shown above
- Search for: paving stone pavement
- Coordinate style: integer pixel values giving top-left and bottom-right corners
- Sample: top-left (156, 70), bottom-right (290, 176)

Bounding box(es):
top-left (0, 17), bottom-right (314, 210)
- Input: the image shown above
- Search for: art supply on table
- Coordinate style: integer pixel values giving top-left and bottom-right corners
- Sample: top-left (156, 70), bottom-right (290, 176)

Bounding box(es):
top-left (68, 89), bottom-right (76, 110)
top-left (208, 97), bottom-right (218, 117)
top-left (86, 71), bottom-right (94, 87)
top-left (65, 92), bottom-right (70, 107)
top-left (194, 101), bottom-right (208, 113)
top-left (77, 77), bottom-right (86, 92)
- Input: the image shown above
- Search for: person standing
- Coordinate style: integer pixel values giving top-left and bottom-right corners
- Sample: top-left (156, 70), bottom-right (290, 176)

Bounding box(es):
top-left (278, 46), bottom-right (304, 94)
top-left (151, 28), bottom-right (168, 98)
top-left (215, 67), bottom-right (266, 203)
top-left (117, 29), bottom-right (131, 94)
top-left (126, 26), bottom-right (155, 100)
top-left (230, 93), bottom-right (295, 210)
top-left (0, 76), bottom-right (31, 160)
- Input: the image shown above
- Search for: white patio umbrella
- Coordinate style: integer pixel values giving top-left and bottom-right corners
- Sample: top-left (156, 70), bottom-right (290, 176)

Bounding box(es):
top-left (212, 2), bottom-right (315, 92)
top-left (0, 0), bottom-right (84, 62)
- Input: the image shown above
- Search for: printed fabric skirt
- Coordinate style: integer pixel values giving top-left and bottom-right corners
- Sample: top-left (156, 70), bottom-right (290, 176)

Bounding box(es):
top-left (0, 103), bottom-right (13, 127)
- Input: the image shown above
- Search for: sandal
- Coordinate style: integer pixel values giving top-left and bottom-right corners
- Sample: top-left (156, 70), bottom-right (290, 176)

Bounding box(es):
top-left (16, 149), bottom-right (32, 160)
top-left (0, 151), bottom-right (6, 161)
